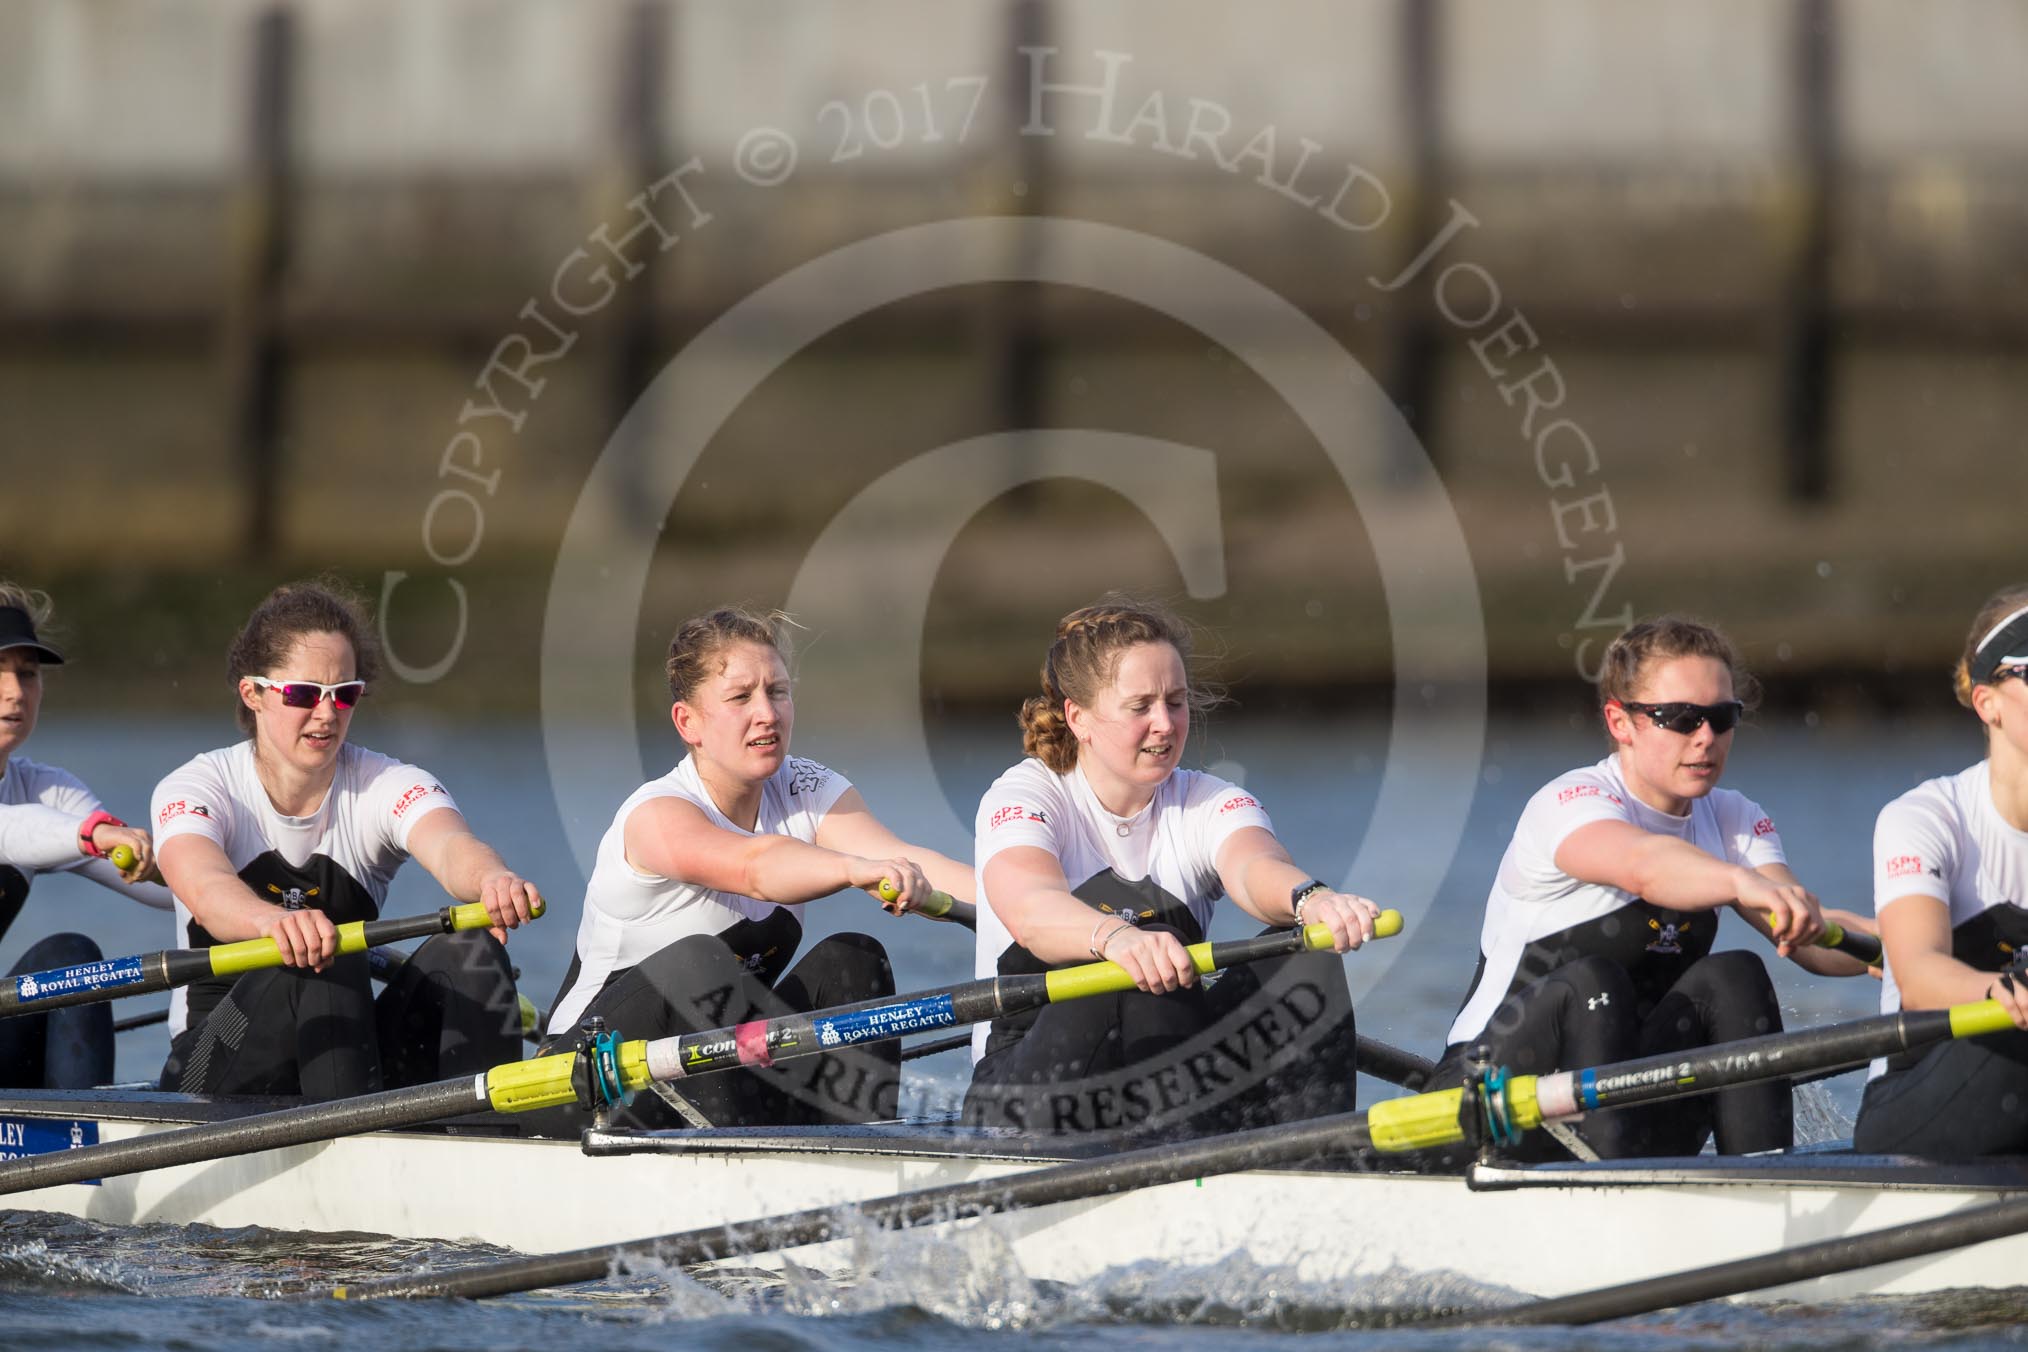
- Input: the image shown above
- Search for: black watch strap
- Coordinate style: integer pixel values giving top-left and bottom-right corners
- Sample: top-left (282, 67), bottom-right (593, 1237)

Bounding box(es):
top-left (1290, 878), bottom-right (1329, 921)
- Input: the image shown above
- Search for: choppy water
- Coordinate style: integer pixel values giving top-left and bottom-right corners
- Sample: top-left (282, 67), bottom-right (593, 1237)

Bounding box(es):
top-left (3, 710), bottom-right (2015, 1348)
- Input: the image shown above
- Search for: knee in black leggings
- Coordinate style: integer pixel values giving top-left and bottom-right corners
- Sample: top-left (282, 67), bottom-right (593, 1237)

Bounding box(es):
top-left (1663, 949), bottom-right (1780, 1041)
top-left (783, 932), bottom-right (894, 1007)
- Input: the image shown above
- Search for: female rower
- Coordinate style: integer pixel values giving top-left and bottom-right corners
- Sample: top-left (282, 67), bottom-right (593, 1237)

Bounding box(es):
top-left (1854, 586), bottom-right (2028, 1157)
top-left (541, 607), bottom-right (973, 1130)
top-left (1436, 616), bottom-right (1872, 1160)
top-left (964, 597), bottom-right (1386, 1139)
top-left (153, 581), bottom-right (538, 1101)
top-left (0, 583), bottom-right (171, 1088)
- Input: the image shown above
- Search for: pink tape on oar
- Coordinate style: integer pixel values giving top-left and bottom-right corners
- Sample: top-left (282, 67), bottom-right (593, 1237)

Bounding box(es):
top-left (734, 1020), bottom-right (774, 1067)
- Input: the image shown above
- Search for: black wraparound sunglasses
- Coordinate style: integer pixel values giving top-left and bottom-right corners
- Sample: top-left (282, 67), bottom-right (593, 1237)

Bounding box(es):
top-left (1616, 699), bottom-right (1745, 735)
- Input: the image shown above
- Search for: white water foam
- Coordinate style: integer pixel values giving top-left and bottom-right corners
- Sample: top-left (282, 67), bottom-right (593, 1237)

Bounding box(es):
top-left (1793, 1078), bottom-right (1855, 1147)
top-left (0, 1239), bottom-right (144, 1295)
top-left (609, 1207), bottom-right (1519, 1332)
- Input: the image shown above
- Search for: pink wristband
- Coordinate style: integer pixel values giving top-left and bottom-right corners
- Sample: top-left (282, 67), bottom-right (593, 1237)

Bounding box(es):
top-left (77, 809), bottom-right (124, 858)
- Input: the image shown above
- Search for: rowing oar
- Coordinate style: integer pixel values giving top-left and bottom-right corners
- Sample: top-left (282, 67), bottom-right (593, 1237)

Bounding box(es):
top-left (877, 880), bottom-right (976, 930)
top-left (1470, 1182), bottom-right (2028, 1325)
top-left (318, 989), bottom-right (2021, 1302)
top-left (111, 948), bottom-right (547, 1044)
top-left (901, 1031), bottom-right (1433, 1087)
top-left (1816, 918), bottom-right (1881, 966)
top-left (0, 912), bottom-right (1399, 1198)
top-left (0, 900), bottom-right (540, 1020)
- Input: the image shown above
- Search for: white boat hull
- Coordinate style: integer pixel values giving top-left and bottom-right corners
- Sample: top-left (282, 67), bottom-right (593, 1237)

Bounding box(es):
top-left (5, 1092), bottom-right (2026, 1305)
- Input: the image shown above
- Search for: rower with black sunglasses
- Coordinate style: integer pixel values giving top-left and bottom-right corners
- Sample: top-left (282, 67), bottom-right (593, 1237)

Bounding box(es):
top-left (1433, 616), bottom-right (1875, 1162)
top-left (1854, 587), bottom-right (2028, 1157)
top-left (151, 581), bottom-right (541, 1102)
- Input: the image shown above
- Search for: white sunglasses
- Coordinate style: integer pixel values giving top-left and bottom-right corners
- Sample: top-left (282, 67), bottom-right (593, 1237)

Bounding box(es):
top-left (247, 676), bottom-right (366, 710)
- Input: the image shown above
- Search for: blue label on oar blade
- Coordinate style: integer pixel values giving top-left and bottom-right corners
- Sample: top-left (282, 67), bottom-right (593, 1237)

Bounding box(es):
top-left (812, 994), bottom-right (957, 1049)
top-left (14, 956), bottom-right (145, 1004)
top-left (0, 1117), bottom-right (101, 1184)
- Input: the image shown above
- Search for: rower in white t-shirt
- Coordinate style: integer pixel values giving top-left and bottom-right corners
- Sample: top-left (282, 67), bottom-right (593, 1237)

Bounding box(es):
top-left (964, 597), bottom-right (1390, 1141)
top-left (1432, 616), bottom-right (1872, 1162)
top-left (1855, 589), bottom-right (2028, 1158)
top-left (0, 585), bottom-right (169, 1089)
top-left (533, 607), bottom-right (972, 1134)
top-left (152, 582), bottom-right (540, 1102)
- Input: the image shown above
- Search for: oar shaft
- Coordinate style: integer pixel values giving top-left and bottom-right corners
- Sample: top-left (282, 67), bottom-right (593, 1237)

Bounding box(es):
top-left (0, 1078), bottom-right (485, 1197)
top-left (1817, 920), bottom-right (1881, 967)
top-left (0, 901), bottom-right (525, 1019)
top-left (484, 913), bottom-right (1402, 1114)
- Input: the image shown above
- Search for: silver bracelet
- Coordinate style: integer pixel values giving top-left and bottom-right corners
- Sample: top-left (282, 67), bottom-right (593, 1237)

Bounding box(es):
top-left (1090, 916), bottom-right (1129, 959)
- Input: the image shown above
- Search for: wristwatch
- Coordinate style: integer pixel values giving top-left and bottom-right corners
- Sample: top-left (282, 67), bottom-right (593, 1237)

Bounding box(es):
top-left (77, 809), bottom-right (124, 859)
top-left (1290, 878), bottom-right (1330, 923)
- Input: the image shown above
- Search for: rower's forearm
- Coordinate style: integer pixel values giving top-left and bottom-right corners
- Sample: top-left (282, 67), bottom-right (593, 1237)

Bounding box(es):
top-left (433, 832), bottom-right (509, 903)
top-left (740, 837), bottom-right (865, 906)
top-left (1897, 949), bottom-right (2008, 1010)
top-left (180, 881), bottom-right (287, 942)
top-left (1624, 841), bottom-right (1754, 912)
top-left (996, 891), bottom-right (1127, 965)
top-left (0, 802), bottom-right (91, 870)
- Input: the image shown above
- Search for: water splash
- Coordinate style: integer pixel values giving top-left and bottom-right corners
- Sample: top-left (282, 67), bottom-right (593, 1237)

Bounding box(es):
top-left (0, 1238), bottom-right (144, 1295)
top-left (1792, 1078), bottom-right (1854, 1147)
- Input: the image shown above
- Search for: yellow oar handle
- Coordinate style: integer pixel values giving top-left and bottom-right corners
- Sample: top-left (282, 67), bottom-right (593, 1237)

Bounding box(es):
top-left (1043, 909), bottom-right (1404, 1003)
top-left (1951, 997), bottom-right (2025, 1040)
top-left (207, 899), bottom-right (536, 978)
top-left (874, 879), bottom-right (960, 918)
top-left (108, 844), bottom-right (137, 872)
top-left (484, 1038), bottom-right (653, 1114)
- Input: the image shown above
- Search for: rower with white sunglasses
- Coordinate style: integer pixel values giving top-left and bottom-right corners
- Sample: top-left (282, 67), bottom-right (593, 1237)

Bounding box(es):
top-left (151, 580), bottom-right (542, 1102)
top-left (1432, 616), bottom-right (1875, 1163)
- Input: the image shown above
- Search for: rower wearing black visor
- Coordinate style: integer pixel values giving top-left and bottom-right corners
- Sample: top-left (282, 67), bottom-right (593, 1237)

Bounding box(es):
top-left (1434, 616), bottom-right (1875, 1161)
top-left (1855, 587), bottom-right (2028, 1157)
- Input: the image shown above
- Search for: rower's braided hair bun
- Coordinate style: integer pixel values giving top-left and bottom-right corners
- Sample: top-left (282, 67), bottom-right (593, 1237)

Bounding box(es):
top-left (1595, 615), bottom-right (1760, 719)
top-left (229, 578), bottom-right (382, 735)
top-left (1019, 595), bottom-right (1220, 774)
top-left (1955, 583), bottom-right (2028, 711)
top-left (667, 606), bottom-right (798, 703)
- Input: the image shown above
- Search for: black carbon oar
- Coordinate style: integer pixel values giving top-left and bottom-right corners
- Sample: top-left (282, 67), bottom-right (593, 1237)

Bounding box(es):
top-left (0, 914), bottom-right (1397, 1198)
top-left (320, 991), bottom-right (2022, 1302)
top-left (1815, 919), bottom-right (1881, 966)
top-left (0, 901), bottom-right (537, 1019)
top-left (1473, 1190), bottom-right (2028, 1325)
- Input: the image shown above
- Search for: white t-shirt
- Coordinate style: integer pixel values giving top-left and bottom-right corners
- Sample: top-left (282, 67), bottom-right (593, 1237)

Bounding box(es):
top-left (971, 758), bottom-right (1275, 1058)
top-left (0, 754), bottom-right (174, 907)
top-left (1447, 755), bottom-right (1787, 1045)
top-left (1871, 760), bottom-right (2028, 1075)
top-left (548, 754), bottom-right (851, 1034)
top-left (151, 741), bottom-right (456, 1035)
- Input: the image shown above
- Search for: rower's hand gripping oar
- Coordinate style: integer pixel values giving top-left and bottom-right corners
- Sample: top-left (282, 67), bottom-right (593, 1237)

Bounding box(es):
top-left (0, 912), bottom-right (1398, 1199)
top-left (0, 900), bottom-right (542, 1020)
top-left (875, 879), bottom-right (976, 930)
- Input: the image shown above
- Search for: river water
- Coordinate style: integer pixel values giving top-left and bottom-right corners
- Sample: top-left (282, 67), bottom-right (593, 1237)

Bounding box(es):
top-left (4, 709), bottom-right (2022, 1349)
